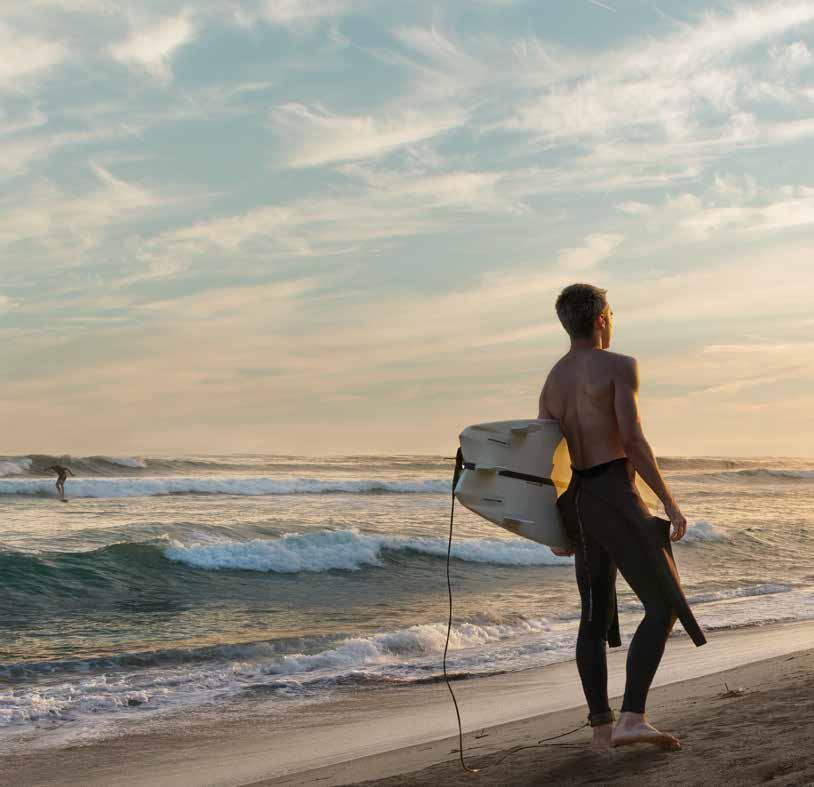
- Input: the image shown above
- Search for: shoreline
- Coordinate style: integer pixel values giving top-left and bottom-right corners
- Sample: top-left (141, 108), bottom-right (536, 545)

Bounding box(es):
top-left (2, 620), bottom-right (814, 786)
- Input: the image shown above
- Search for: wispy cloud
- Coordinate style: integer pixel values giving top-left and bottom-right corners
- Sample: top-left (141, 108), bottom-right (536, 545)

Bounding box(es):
top-left (110, 12), bottom-right (196, 82)
top-left (557, 233), bottom-right (623, 271)
top-left (703, 342), bottom-right (814, 354)
top-left (0, 163), bottom-right (167, 256)
top-left (250, 0), bottom-right (361, 28)
top-left (769, 40), bottom-right (812, 71)
top-left (132, 162), bottom-right (527, 276)
top-left (0, 21), bottom-right (66, 91)
top-left (587, 0), bottom-right (616, 12)
top-left (610, 178), bottom-right (814, 245)
top-left (454, 1), bottom-right (814, 182)
top-left (269, 103), bottom-right (465, 167)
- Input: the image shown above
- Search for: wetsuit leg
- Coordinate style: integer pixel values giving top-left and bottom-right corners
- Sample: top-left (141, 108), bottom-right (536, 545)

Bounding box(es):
top-left (576, 488), bottom-right (677, 715)
top-left (574, 522), bottom-right (617, 723)
top-left (619, 580), bottom-right (677, 713)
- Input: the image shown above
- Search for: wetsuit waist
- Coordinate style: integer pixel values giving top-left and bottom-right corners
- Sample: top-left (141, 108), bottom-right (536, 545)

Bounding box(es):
top-left (570, 456), bottom-right (628, 478)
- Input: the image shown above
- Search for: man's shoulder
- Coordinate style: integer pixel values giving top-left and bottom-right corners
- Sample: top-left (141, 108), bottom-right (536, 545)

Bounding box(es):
top-left (601, 351), bottom-right (638, 378)
top-left (603, 350), bottom-right (637, 365)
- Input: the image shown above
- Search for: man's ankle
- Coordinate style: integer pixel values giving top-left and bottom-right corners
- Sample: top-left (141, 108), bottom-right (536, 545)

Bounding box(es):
top-left (618, 710), bottom-right (645, 723)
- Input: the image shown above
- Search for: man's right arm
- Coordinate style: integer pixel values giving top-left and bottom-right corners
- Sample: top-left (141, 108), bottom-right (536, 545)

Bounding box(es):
top-left (614, 356), bottom-right (686, 540)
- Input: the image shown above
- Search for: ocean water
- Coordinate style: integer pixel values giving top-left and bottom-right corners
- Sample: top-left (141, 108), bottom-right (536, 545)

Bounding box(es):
top-left (1, 453), bottom-right (813, 749)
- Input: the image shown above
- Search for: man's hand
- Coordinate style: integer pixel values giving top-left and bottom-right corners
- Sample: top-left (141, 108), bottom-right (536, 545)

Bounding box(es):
top-left (664, 500), bottom-right (687, 542)
top-left (551, 545), bottom-right (574, 557)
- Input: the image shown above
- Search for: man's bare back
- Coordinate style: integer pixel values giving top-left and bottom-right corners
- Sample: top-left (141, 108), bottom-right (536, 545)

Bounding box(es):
top-left (538, 348), bottom-right (631, 470)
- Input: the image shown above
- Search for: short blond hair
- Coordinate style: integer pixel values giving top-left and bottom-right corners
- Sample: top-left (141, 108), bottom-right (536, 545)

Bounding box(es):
top-left (555, 283), bottom-right (608, 339)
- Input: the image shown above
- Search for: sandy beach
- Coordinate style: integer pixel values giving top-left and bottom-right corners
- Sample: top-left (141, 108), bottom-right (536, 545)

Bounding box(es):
top-left (324, 646), bottom-right (814, 787)
top-left (2, 620), bottom-right (813, 787)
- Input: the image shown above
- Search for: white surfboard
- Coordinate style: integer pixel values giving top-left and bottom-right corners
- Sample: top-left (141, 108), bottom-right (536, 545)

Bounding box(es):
top-left (454, 419), bottom-right (659, 549)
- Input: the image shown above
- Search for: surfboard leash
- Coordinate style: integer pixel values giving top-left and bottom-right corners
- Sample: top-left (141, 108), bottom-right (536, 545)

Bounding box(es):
top-left (444, 448), bottom-right (479, 773)
top-left (443, 449), bottom-right (589, 775)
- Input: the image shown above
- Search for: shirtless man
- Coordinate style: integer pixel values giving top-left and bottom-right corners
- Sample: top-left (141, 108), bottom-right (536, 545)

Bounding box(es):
top-left (538, 283), bottom-right (706, 751)
top-left (44, 464), bottom-right (73, 500)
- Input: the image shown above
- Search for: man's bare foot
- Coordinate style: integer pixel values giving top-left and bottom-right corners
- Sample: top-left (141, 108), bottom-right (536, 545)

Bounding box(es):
top-left (611, 712), bottom-right (681, 751)
top-left (590, 722), bottom-right (613, 749)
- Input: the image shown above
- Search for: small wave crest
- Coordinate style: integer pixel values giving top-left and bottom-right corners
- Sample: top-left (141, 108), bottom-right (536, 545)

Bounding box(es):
top-left (683, 520), bottom-right (728, 543)
top-left (93, 455), bottom-right (147, 469)
top-left (686, 583), bottom-right (792, 606)
top-left (0, 458), bottom-right (33, 477)
top-left (679, 467), bottom-right (814, 483)
top-left (658, 457), bottom-right (751, 471)
top-left (730, 468), bottom-right (814, 481)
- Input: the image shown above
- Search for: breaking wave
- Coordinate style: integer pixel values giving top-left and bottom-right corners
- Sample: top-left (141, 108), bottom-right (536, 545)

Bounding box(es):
top-left (0, 476), bottom-right (450, 498)
top-left (0, 531), bottom-right (570, 602)
top-left (0, 453), bottom-right (452, 478)
top-left (162, 530), bottom-right (571, 573)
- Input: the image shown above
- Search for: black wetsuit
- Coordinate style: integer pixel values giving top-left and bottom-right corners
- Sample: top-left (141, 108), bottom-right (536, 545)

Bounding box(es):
top-left (556, 456), bottom-right (706, 726)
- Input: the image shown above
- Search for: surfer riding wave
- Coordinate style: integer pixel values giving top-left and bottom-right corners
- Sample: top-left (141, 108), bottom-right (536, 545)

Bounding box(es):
top-left (538, 283), bottom-right (706, 752)
top-left (44, 463), bottom-right (74, 501)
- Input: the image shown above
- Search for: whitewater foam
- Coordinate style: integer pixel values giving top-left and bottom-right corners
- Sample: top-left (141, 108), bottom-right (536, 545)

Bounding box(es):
top-left (163, 529), bottom-right (572, 573)
top-left (0, 615), bottom-right (561, 731)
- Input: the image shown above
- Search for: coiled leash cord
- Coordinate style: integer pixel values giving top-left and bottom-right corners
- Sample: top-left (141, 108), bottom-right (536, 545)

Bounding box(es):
top-left (443, 449), bottom-right (588, 774)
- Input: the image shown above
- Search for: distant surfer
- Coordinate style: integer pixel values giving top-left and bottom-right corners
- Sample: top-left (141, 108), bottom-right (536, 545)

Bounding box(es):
top-left (538, 283), bottom-right (706, 751)
top-left (44, 464), bottom-right (73, 500)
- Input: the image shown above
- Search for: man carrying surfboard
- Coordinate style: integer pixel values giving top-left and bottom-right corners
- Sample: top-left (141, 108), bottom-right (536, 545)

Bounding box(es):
top-left (538, 283), bottom-right (706, 752)
top-left (44, 463), bottom-right (74, 501)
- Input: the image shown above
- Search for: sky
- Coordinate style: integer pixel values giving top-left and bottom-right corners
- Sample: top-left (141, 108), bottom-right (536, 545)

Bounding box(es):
top-left (1, 0), bottom-right (814, 457)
